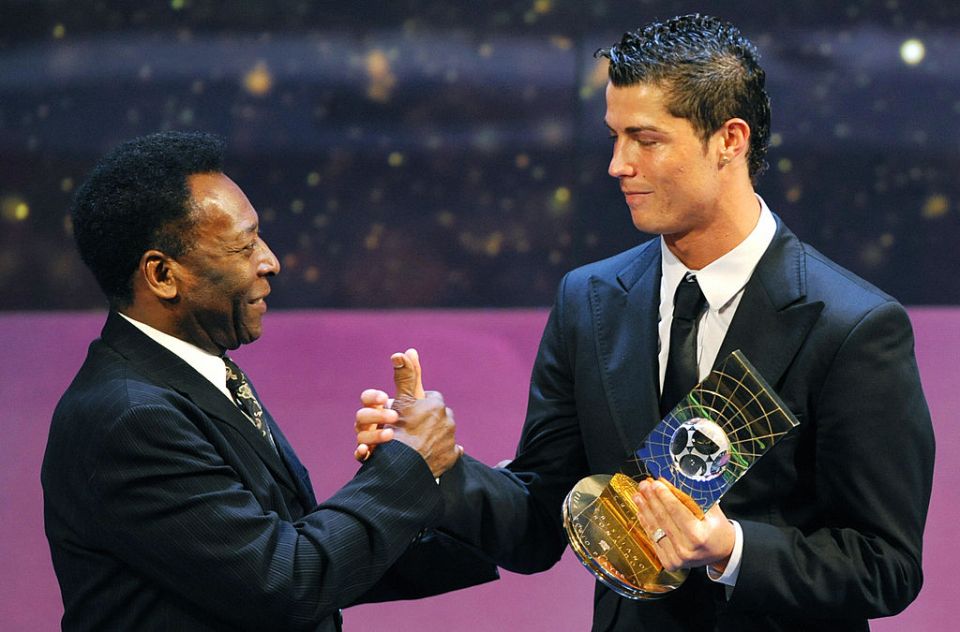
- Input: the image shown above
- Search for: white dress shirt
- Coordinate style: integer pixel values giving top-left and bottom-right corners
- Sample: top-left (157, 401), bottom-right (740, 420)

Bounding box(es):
top-left (656, 196), bottom-right (777, 587)
top-left (118, 312), bottom-right (234, 401)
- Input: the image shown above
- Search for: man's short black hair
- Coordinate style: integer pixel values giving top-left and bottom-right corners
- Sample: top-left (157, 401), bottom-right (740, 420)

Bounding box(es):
top-left (596, 14), bottom-right (771, 180)
top-left (71, 131), bottom-right (225, 306)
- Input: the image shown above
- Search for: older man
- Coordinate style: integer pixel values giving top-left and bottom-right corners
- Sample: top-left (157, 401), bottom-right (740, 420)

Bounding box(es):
top-left (42, 131), bottom-right (491, 631)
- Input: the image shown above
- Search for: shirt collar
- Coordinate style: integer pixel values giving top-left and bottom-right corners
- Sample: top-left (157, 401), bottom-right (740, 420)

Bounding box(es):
top-left (661, 195), bottom-right (777, 312)
top-left (117, 312), bottom-right (230, 398)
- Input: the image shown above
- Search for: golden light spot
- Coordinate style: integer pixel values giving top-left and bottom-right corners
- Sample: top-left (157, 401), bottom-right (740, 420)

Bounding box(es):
top-left (1, 196), bottom-right (29, 222)
top-left (283, 253), bottom-right (299, 269)
top-left (549, 249), bottom-right (563, 265)
top-left (580, 58), bottom-right (610, 99)
top-left (365, 50), bottom-right (397, 103)
top-left (550, 36), bottom-right (572, 50)
top-left (533, 0), bottom-right (552, 14)
top-left (63, 214), bottom-right (73, 235)
top-left (478, 43), bottom-right (494, 58)
top-left (770, 133), bottom-right (783, 147)
top-left (244, 61), bottom-right (273, 96)
top-left (60, 177), bottom-right (74, 192)
top-left (515, 153), bottom-right (530, 169)
top-left (52, 23), bottom-right (65, 39)
top-left (170, 0), bottom-right (187, 9)
top-left (290, 199), bottom-right (304, 214)
top-left (303, 266), bottom-right (320, 283)
top-left (880, 233), bottom-right (895, 247)
top-left (777, 158), bottom-right (792, 173)
top-left (306, 172), bottom-right (321, 187)
top-left (364, 223), bottom-right (385, 250)
top-left (786, 185), bottom-right (803, 203)
top-left (922, 194), bottom-right (950, 219)
top-left (554, 186), bottom-right (571, 204)
top-left (388, 151), bottom-right (404, 167)
top-left (900, 38), bottom-right (925, 66)
top-left (312, 214), bottom-right (328, 228)
top-left (484, 232), bottom-right (504, 257)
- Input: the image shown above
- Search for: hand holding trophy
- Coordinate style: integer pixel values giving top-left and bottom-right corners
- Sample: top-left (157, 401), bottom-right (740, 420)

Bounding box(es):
top-left (563, 351), bottom-right (799, 599)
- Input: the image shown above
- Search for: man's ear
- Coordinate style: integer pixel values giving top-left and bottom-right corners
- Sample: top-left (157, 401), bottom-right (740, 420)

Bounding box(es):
top-left (140, 249), bottom-right (179, 301)
top-left (716, 118), bottom-right (751, 165)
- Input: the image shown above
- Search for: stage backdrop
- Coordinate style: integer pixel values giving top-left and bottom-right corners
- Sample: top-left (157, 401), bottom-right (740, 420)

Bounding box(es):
top-left (2, 308), bottom-right (956, 630)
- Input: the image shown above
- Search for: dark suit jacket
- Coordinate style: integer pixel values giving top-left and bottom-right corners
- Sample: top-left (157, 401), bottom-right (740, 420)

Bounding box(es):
top-left (435, 219), bottom-right (935, 631)
top-left (42, 312), bottom-right (495, 631)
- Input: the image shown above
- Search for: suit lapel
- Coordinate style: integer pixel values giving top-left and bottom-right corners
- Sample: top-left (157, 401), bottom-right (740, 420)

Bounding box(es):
top-left (589, 241), bottom-right (663, 453)
top-left (715, 219), bottom-right (824, 389)
top-left (100, 313), bottom-right (306, 504)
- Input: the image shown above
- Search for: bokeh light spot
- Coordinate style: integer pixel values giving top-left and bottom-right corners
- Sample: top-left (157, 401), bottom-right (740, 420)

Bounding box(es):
top-left (922, 194), bottom-right (950, 219)
top-left (900, 39), bottom-right (925, 66)
top-left (244, 61), bottom-right (273, 96)
top-left (1, 196), bottom-right (30, 222)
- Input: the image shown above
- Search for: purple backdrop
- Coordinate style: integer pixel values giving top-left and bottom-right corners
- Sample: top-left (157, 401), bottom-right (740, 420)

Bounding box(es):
top-left (2, 309), bottom-right (956, 630)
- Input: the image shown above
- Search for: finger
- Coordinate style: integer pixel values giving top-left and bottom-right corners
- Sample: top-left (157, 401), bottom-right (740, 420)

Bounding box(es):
top-left (392, 349), bottom-right (425, 400)
top-left (355, 407), bottom-right (398, 431)
top-left (657, 477), bottom-right (705, 519)
top-left (633, 480), bottom-right (682, 569)
top-left (651, 479), bottom-right (700, 531)
top-left (360, 389), bottom-right (390, 407)
top-left (356, 427), bottom-right (394, 445)
top-left (354, 444), bottom-right (370, 462)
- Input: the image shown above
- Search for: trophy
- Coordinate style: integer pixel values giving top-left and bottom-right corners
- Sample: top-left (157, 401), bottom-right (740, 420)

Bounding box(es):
top-left (562, 350), bottom-right (799, 599)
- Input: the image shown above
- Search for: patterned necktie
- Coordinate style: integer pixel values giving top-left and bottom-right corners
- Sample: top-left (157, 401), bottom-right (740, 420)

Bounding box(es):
top-left (223, 356), bottom-right (273, 443)
top-left (660, 272), bottom-right (708, 418)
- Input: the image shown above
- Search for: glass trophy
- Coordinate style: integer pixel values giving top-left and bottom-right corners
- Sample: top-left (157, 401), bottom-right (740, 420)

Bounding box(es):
top-left (562, 350), bottom-right (799, 599)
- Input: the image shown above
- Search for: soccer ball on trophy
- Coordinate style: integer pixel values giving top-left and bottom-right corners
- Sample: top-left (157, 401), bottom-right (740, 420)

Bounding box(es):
top-left (669, 418), bottom-right (731, 482)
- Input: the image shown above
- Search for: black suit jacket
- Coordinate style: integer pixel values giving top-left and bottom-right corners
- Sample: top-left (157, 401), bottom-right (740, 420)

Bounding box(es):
top-left (436, 219), bottom-right (935, 631)
top-left (42, 312), bottom-right (495, 631)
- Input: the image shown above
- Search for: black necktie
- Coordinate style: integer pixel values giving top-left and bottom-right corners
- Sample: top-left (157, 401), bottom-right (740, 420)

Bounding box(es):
top-left (660, 273), bottom-right (707, 418)
top-left (223, 356), bottom-right (274, 446)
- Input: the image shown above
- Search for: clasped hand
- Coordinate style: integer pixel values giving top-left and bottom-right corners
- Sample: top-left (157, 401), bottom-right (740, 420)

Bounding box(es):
top-left (354, 349), bottom-right (462, 478)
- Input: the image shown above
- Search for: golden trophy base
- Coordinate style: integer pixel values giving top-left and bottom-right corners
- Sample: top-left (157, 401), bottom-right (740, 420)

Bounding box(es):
top-left (562, 473), bottom-right (688, 599)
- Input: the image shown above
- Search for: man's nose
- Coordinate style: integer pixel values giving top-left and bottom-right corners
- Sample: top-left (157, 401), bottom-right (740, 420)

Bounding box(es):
top-left (257, 238), bottom-right (281, 276)
top-left (608, 141), bottom-right (634, 178)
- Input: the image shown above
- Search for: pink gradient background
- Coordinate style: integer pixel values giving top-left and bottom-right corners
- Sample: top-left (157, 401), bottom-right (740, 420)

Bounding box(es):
top-left (2, 308), bottom-right (956, 630)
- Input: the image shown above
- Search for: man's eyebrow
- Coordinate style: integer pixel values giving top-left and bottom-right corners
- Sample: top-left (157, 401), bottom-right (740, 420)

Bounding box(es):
top-left (604, 122), bottom-right (665, 134)
top-left (625, 125), bottom-right (664, 134)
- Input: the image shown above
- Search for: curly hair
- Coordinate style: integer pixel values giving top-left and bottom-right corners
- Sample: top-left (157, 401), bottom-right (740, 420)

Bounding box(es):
top-left (71, 131), bottom-right (225, 306)
top-left (596, 14), bottom-right (771, 180)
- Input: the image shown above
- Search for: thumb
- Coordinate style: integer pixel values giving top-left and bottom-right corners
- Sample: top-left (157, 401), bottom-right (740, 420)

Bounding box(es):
top-left (392, 348), bottom-right (425, 400)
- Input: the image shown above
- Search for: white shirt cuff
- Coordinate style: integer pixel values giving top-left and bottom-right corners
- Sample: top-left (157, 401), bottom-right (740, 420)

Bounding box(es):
top-left (706, 519), bottom-right (742, 587)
